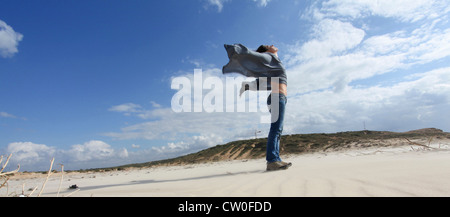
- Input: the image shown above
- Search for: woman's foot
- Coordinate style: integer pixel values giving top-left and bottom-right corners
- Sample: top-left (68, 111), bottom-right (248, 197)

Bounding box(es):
top-left (280, 161), bottom-right (292, 168)
top-left (266, 161), bottom-right (292, 171)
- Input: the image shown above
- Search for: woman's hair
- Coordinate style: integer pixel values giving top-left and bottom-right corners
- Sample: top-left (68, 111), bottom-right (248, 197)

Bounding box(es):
top-left (256, 45), bottom-right (269, 53)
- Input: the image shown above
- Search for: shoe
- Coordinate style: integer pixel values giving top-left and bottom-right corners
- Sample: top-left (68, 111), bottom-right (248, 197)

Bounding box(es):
top-left (266, 161), bottom-right (290, 171)
top-left (280, 161), bottom-right (292, 168)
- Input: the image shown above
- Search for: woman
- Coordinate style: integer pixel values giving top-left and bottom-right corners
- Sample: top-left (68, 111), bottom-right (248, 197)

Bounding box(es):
top-left (223, 44), bottom-right (292, 171)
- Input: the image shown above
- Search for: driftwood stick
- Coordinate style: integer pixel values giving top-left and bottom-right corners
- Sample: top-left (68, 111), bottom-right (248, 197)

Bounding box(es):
top-left (404, 138), bottom-right (436, 149)
top-left (0, 153), bottom-right (20, 176)
top-left (0, 165), bottom-right (20, 176)
top-left (64, 188), bottom-right (80, 197)
top-left (37, 158), bottom-right (55, 197)
top-left (56, 164), bottom-right (64, 197)
top-left (0, 154), bottom-right (12, 173)
top-left (28, 186), bottom-right (38, 197)
top-left (1, 153), bottom-right (20, 197)
top-left (0, 176), bottom-right (9, 189)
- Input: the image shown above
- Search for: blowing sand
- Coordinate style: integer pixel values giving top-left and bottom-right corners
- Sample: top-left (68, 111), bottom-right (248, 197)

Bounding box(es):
top-left (3, 145), bottom-right (450, 197)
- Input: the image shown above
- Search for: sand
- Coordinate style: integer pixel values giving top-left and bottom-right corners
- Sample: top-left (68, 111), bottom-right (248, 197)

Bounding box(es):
top-left (3, 144), bottom-right (450, 197)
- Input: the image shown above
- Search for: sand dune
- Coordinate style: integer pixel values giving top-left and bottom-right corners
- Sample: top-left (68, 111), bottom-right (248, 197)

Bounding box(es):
top-left (3, 144), bottom-right (450, 197)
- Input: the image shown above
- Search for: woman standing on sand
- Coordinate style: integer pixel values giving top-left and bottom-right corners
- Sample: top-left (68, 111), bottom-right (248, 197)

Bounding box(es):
top-left (222, 43), bottom-right (292, 171)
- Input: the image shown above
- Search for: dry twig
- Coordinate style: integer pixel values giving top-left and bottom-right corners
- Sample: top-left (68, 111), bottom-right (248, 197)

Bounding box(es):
top-left (0, 176), bottom-right (9, 189)
top-left (1, 153), bottom-right (20, 196)
top-left (27, 186), bottom-right (38, 197)
top-left (65, 188), bottom-right (80, 197)
top-left (57, 163), bottom-right (64, 197)
top-left (404, 137), bottom-right (436, 150)
top-left (37, 158), bottom-right (55, 197)
top-left (0, 154), bottom-right (13, 174)
top-left (0, 165), bottom-right (20, 176)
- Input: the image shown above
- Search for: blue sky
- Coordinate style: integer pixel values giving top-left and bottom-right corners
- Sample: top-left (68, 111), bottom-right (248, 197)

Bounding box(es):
top-left (1, 0), bottom-right (450, 171)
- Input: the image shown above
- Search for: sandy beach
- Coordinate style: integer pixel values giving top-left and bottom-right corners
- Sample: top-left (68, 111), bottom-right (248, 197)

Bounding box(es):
top-left (3, 144), bottom-right (450, 197)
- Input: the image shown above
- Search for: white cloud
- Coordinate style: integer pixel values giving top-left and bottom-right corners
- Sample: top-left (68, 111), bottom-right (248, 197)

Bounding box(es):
top-left (0, 20), bottom-right (23, 58)
top-left (253, 0), bottom-right (271, 7)
top-left (108, 103), bottom-right (142, 113)
top-left (204, 0), bottom-right (271, 12)
top-left (285, 20), bottom-right (405, 94)
top-left (284, 67), bottom-right (450, 133)
top-left (319, 0), bottom-right (449, 22)
top-left (286, 19), bottom-right (365, 63)
top-left (117, 148), bottom-right (129, 158)
top-left (286, 0), bottom-right (450, 95)
top-left (0, 111), bottom-right (26, 120)
top-left (0, 111), bottom-right (16, 118)
top-left (150, 101), bottom-right (162, 108)
top-left (3, 140), bottom-right (133, 171)
top-left (6, 142), bottom-right (55, 162)
top-left (360, 25), bottom-right (450, 65)
top-left (66, 140), bottom-right (116, 162)
top-left (106, 107), bottom-right (264, 142)
top-left (287, 52), bottom-right (406, 94)
top-left (205, 0), bottom-right (229, 12)
top-left (281, 0), bottom-right (450, 133)
top-left (105, 107), bottom-right (265, 161)
top-left (150, 133), bottom-right (227, 160)
top-left (6, 142), bottom-right (56, 170)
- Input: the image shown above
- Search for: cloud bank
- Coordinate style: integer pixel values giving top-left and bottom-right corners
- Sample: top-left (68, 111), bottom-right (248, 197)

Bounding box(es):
top-left (205, 0), bottom-right (271, 12)
top-left (4, 141), bottom-right (130, 171)
top-left (0, 20), bottom-right (23, 58)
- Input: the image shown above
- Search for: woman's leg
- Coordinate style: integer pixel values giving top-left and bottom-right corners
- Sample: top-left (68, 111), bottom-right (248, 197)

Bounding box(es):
top-left (266, 93), bottom-right (286, 163)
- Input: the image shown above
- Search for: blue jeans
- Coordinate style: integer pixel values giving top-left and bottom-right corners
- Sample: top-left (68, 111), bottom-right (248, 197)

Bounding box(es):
top-left (266, 93), bottom-right (287, 163)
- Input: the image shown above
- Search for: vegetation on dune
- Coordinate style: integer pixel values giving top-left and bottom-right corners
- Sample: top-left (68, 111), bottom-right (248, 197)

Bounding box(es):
top-left (108, 128), bottom-right (449, 170)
